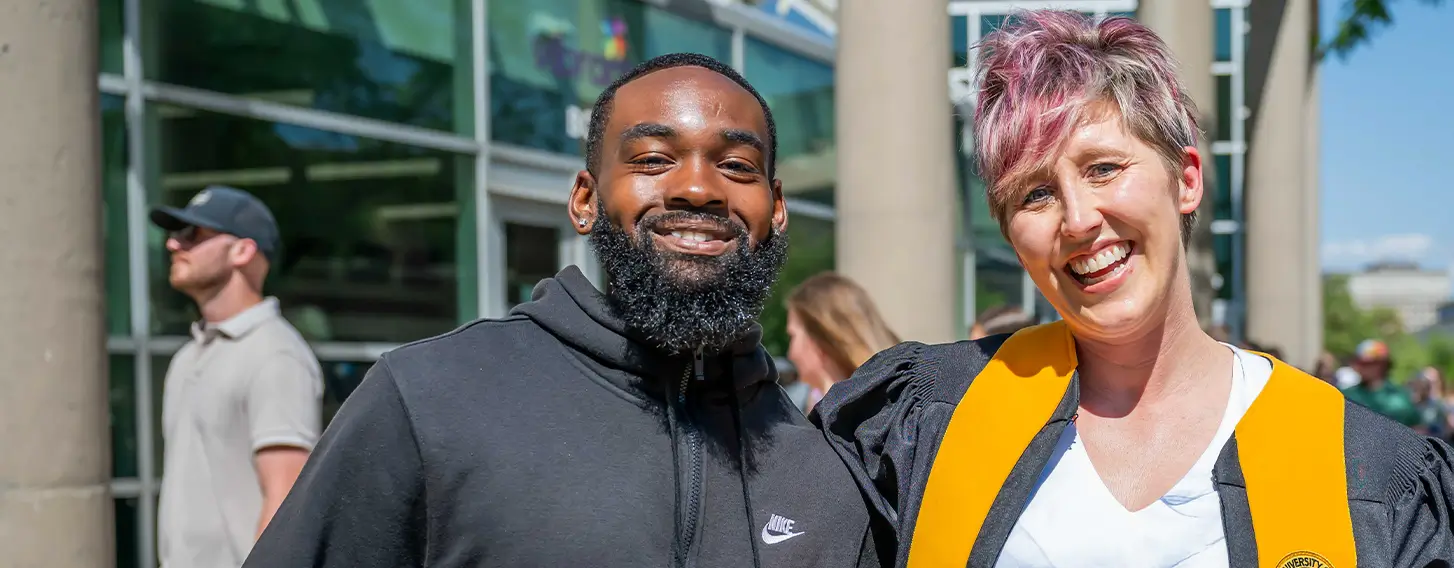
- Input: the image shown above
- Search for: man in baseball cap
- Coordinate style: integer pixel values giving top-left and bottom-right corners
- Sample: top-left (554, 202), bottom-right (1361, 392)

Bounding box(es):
top-left (150, 186), bottom-right (323, 568)
top-left (1342, 338), bottom-right (1420, 427)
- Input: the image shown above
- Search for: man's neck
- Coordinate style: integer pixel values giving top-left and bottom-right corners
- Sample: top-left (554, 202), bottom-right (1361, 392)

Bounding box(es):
top-left (192, 282), bottom-right (265, 325)
top-left (1074, 299), bottom-right (1229, 418)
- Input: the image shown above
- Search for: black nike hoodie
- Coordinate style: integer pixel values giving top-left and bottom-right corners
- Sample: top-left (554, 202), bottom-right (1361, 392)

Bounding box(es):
top-left (244, 266), bottom-right (885, 568)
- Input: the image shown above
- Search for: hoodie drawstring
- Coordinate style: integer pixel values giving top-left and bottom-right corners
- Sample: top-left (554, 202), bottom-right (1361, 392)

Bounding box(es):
top-left (729, 370), bottom-right (764, 568)
top-left (666, 377), bottom-right (685, 567)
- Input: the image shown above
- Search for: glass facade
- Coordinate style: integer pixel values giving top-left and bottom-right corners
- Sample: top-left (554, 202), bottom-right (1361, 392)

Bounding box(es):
top-left (98, 2), bottom-right (1250, 565)
top-left (101, 3), bottom-right (836, 567)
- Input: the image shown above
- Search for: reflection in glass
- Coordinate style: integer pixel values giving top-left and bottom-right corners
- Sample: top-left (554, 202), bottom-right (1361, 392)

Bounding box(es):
top-left (147, 0), bottom-right (474, 134)
top-left (1214, 233), bottom-right (1235, 300)
top-left (1216, 74), bottom-right (1233, 142)
top-left (488, 0), bottom-right (732, 154)
top-left (505, 223), bottom-right (560, 309)
top-left (951, 15), bottom-right (969, 67)
top-left (147, 105), bottom-right (470, 343)
top-left (1214, 153), bottom-right (1234, 221)
top-left (759, 216), bottom-right (835, 356)
top-left (110, 354), bottom-right (137, 479)
top-left (150, 355), bottom-right (167, 479)
top-left (103, 95), bottom-right (129, 336)
top-left (976, 244), bottom-right (1025, 317)
top-left (101, 0), bottom-right (123, 74)
top-left (115, 497), bottom-right (139, 568)
top-left (745, 39), bottom-right (835, 207)
top-left (1215, 9), bottom-right (1233, 62)
top-left (322, 360), bottom-right (373, 424)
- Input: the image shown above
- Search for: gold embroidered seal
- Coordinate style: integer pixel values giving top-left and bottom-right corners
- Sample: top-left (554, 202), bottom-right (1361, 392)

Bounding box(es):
top-left (1278, 551), bottom-right (1333, 568)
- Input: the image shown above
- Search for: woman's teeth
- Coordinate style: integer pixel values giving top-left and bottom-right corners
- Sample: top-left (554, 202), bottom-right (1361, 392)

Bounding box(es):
top-left (1069, 242), bottom-right (1130, 280)
top-left (671, 230), bottom-right (712, 243)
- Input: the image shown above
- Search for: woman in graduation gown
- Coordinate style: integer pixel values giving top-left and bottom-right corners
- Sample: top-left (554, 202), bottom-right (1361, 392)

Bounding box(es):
top-left (814, 10), bottom-right (1454, 568)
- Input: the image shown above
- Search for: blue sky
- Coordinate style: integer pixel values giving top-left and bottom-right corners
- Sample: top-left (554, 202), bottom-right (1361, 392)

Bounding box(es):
top-left (1318, 0), bottom-right (1454, 273)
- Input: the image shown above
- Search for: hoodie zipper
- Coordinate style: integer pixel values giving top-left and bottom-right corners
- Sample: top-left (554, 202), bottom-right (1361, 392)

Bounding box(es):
top-left (675, 350), bottom-right (706, 568)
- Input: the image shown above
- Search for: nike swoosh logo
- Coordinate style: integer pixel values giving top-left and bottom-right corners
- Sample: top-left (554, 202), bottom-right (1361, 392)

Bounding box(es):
top-left (760, 525), bottom-right (806, 544)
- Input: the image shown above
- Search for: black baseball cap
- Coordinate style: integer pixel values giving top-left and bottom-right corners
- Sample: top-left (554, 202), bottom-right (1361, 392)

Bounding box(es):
top-left (149, 186), bottom-right (282, 262)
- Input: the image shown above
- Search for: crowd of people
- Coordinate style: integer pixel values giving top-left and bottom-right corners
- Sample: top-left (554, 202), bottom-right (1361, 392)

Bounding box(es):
top-left (146, 9), bottom-right (1454, 568)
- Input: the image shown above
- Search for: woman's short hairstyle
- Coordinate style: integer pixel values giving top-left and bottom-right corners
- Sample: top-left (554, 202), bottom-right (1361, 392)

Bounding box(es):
top-left (973, 10), bottom-right (1202, 240)
top-left (787, 272), bottom-right (901, 378)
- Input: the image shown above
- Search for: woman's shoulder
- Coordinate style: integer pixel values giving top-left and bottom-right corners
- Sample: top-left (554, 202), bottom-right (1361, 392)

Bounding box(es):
top-left (1343, 401), bottom-right (1454, 503)
top-left (813, 334), bottom-right (1012, 427)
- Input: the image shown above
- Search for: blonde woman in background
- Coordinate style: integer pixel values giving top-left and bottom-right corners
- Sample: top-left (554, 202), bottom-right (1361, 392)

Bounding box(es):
top-left (785, 272), bottom-right (900, 413)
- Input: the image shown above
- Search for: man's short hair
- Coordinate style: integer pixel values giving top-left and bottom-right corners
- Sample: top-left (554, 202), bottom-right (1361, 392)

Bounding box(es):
top-left (978, 305), bottom-right (1034, 336)
top-left (585, 52), bottom-right (778, 179)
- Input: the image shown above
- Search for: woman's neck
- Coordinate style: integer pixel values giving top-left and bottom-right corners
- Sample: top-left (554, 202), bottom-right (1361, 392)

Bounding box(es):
top-left (1074, 306), bottom-right (1229, 418)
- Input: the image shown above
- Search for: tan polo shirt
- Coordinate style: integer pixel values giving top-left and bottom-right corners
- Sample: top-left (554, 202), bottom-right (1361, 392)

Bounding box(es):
top-left (157, 297), bottom-right (323, 568)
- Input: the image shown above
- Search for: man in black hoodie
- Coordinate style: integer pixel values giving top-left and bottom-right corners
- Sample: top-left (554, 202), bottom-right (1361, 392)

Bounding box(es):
top-left (243, 53), bottom-right (882, 568)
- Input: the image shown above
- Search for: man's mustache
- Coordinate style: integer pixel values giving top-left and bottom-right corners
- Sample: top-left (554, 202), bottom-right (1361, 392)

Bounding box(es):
top-left (637, 210), bottom-right (748, 241)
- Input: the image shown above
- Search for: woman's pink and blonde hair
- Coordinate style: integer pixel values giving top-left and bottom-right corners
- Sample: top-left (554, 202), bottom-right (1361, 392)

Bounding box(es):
top-left (973, 10), bottom-right (1202, 238)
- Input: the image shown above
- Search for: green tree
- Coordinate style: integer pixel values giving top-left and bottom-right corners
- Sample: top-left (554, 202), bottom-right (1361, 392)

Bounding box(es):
top-left (1324, 0), bottom-right (1447, 59)
top-left (1323, 274), bottom-right (1403, 357)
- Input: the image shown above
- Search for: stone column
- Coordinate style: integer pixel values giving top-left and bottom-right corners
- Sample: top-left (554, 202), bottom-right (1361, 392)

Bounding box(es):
top-left (1138, 0), bottom-right (1218, 329)
top-left (1247, 0), bottom-right (1318, 367)
top-left (0, 1), bottom-right (113, 567)
top-left (836, 0), bottom-right (958, 344)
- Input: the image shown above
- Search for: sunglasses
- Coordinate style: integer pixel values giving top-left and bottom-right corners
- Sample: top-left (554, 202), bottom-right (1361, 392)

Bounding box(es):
top-left (168, 226), bottom-right (224, 248)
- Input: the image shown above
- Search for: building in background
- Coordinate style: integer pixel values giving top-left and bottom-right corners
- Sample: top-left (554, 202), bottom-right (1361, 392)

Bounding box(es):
top-left (1347, 262), bottom-right (1453, 333)
top-left (71, 0), bottom-right (1318, 566)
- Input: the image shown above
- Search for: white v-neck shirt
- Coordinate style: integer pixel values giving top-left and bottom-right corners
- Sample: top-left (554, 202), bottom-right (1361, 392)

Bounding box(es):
top-left (995, 345), bottom-right (1273, 568)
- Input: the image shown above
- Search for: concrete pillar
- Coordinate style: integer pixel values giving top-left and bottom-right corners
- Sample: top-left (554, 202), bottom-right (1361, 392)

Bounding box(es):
top-left (0, 2), bottom-right (113, 567)
top-left (1138, 0), bottom-right (1218, 329)
top-left (836, 0), bottom-right (957, 344)
top-left (1246, 0), bottom-right (1318, 368)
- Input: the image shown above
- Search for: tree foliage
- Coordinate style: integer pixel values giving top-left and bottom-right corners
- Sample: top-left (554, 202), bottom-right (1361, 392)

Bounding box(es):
top-left (1323, 0), bottom-right (1447, 60)
top-left (1324, 274), bottom-right (1454, 384)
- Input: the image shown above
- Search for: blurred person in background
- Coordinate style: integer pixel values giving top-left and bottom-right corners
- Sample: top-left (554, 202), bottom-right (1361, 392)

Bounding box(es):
top-left (1411, 367), bottom-right (1452, 439)
top-left (1313, 350), bottom-right (1341, 386)
top-left (815, 11), bottom-right (1454, 566)
top-left (244, 53), bottom-right (883, 568)
top-left (1342, 339), bottom-right (1421, 427)
top-left (785, 272), bottom-right (901, 413)
top-left (969, 305), bottom-right (1034, 339)
top-left (149, 186), bottom-right (323, 568)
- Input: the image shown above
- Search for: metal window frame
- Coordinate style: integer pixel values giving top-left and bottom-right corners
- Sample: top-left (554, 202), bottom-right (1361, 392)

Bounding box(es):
top-left (102, 5), bottom-right (843, 566)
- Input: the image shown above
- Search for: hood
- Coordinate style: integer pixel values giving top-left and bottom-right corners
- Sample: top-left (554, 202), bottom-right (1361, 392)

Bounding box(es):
top-left (510, 266), bottom-right (776, 393)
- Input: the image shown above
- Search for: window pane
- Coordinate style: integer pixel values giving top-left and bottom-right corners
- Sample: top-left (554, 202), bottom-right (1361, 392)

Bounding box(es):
top-left (1214, 153), bottom-right (1233, 221)
top-left (759, 215), bottom-right (835, 356)
top-left (976, 244), bottom-right (1024, 316)
top-left (322, 360), bottom-right (373, 424)
top-left (115, 497), bottom-right (139, 568)
top-left (101, 0), bottom-right (123, 74)
top-left (1215, 74), bottom-right (1233, 142)
top-left (110, 355), bottom-right (137, 479)
top-left (151, 356), bottom-right (167, 477)
top-left (146, 0), bottom-right (474, 134)
top-left (951, 15), bottom-right (969, 67)
top-left (489, 0), bottom-right (732, 155)
top-left (1214, 234), bottom-right (1235, 300)
top-left (103, 95), bottom-right (130, 336)
top-left (504, 223), bottom-right (561, 309)
top-left (1215, 8), bottom-right (1233, 62)
top-left (744, 38), bottom-right (835, 208)
top-left (147, 105), bottom-right (472, 343)
top-left (980, 14), bottom-right (1007, 35)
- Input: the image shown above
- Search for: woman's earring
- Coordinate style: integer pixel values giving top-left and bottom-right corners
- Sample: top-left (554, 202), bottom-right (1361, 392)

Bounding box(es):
top-left (578, 219), bottom-right (588, 228)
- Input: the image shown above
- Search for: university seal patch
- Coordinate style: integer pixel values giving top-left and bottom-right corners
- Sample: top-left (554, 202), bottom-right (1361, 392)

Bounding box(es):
top-left (1278, 551), bottom-right (1333, 568)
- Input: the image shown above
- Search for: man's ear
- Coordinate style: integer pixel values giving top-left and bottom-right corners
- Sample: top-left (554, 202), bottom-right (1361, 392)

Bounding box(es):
top-left (771, 178), bottom-right (788, 234)
top-left (569, 170), bottom-right (596, 235)
top-left (229, 238), bottom-right (261, 268)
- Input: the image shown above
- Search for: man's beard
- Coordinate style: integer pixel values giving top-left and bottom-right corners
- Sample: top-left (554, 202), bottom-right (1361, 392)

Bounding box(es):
top-left (588, 208), bottom-right (789, 355)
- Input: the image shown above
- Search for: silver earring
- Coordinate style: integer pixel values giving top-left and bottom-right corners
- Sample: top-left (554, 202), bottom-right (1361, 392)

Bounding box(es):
top-left (578, 219), bottom-right (587, 227)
